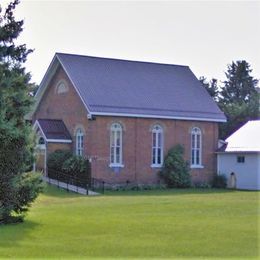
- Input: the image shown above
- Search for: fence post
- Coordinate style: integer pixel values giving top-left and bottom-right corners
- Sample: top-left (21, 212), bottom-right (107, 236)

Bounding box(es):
top-left (57, 170), bottom-right (60, 188)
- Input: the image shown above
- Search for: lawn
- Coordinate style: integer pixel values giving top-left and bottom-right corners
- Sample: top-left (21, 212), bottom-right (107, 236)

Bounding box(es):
top-left (0, 185), bottom-right (259, 259)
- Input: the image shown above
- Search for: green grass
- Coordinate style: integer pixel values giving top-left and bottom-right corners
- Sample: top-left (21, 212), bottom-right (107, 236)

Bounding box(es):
top-left (0, 185), bottom-right (259, 259)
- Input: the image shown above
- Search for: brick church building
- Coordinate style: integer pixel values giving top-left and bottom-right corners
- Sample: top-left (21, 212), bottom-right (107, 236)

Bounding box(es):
top-left (31, 53), bottom-right (226, 185)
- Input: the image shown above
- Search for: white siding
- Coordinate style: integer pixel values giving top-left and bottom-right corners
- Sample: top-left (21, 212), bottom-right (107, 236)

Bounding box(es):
top-left (217, 152), bottom-right (260, 190)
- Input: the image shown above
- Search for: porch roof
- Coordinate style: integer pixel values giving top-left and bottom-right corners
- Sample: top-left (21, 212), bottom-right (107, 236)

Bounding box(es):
top-left (35, 119), bottom-right (72, 143)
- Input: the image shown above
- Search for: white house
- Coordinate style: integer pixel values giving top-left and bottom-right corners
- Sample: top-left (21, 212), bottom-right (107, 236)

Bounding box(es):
top-left (217, 120), bottom-right (260, 190)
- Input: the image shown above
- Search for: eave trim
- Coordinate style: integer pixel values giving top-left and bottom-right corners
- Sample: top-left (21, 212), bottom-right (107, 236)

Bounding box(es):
top-left (92, 111), bottom-right (226, 123)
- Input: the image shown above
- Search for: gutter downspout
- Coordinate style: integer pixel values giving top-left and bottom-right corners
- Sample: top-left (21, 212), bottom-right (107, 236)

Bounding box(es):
top-left (134, 118), bottom-right (137, 184)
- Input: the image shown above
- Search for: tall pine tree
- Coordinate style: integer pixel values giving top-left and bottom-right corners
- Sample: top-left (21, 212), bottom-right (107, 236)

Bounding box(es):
top-left (220, 61), bottom-right (258, 104)
top-left (0, 0), bottom-right (43, 224)
top-left (218, 60), bottom-right (259, 139)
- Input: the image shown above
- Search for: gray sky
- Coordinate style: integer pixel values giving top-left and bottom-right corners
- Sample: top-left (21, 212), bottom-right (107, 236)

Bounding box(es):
top-left (3, 0), bottom-right (260, 84)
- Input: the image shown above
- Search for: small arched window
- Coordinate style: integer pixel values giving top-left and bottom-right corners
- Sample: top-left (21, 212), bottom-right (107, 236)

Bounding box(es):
top-left (56, 81), bottom-right (68, 94)
top-left (191, 127), bottom-right (202, 166)
top-left (151, 125), bottom-right (163, 167)
top-left (38, 137), bottom-right (45, 145)
top-left (36, 136), bottom-right (46, 150)
top-left (110, 123), bottom-right (123, 166)
top-left (76, 128), bottom-right (84, 156)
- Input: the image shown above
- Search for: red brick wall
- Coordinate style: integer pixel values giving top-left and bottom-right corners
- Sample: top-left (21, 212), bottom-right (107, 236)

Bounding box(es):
top-left (89, 117), bottom-right (218, 185)
top-left (33, 66), bottom-right (219, 185)
top-left (47, 143), bottom-right (72, 155)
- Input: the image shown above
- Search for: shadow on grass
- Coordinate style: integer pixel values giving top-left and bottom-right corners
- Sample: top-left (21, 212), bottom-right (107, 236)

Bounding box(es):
top-left (0, 220), bottom-right (40, 249)
top-left (103, 188), bottom-right (239, 197)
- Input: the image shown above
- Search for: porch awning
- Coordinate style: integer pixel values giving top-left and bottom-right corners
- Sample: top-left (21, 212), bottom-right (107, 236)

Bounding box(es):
top-left (34, 119), bottom-right (72, 143)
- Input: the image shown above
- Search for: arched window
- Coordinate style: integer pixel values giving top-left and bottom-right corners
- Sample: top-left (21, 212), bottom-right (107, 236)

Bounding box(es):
top-left (36, 136), bottom-right (46, 150)
top-left (56, 80), bottom-right (69, 94)
top-left (151, 125), bottom-right (163, 167)
top-left (110, 123), bottom-right (123, 166)
top-left (38, 137), bottom-right (45, 145)
top-left (191, 127), bottom-right (202, 166)
top-left (76, 128), bottom-right (84, 156)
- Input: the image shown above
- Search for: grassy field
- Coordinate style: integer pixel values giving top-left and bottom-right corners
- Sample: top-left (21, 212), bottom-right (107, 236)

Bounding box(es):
top-left (0, 185), bottom-right (259, 259)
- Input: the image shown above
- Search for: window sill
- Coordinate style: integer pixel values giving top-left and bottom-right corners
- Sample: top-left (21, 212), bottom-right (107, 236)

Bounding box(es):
top-left (109, 164), bottom-right (124, 168)
top-left (190, 165), bottom-right (204, 169)
top-left (151, 164), bottom-right (163, 168)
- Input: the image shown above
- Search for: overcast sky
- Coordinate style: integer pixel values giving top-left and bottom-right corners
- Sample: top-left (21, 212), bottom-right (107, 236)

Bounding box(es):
top-left (2, 0), bottom-right (260, 84)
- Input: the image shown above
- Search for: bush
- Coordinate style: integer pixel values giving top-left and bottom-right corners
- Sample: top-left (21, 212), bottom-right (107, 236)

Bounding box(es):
top-left (212, 174), bottom-right (227, 188)
top-left (47, 150), bottom-right (72, 171)
top-left (192, 182), bottom-right (212, 188)
top-left (62, 155), bottom-right (91, 185)
top-left (47, 150), bottom-right (91, 188)
top-left (159, 144), bottom-right (191, 188)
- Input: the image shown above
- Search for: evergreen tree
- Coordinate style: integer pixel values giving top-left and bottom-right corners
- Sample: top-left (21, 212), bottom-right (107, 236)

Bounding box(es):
top-left (219, 61), bottom-right (259, 139)
top-left (199, 76), bottom-right (219, 101)
top-left (0, 0), bottom-right (43, 224)
top-left (219, 60), bottom-right (258, 104)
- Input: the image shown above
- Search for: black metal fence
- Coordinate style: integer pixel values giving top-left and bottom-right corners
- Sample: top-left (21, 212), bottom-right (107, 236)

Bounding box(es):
top-left (47, 168), bottom-right (105, 194)
top-left (91, 178), bottom-right (105, 194)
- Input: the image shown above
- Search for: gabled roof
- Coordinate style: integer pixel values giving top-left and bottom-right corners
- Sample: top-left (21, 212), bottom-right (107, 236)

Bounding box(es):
top-left (33, 53), bottom-right (226, 122)
top-left (34, 119), bottom-right (72, 143)
top-left (223, 120), bottom-right (260, 152)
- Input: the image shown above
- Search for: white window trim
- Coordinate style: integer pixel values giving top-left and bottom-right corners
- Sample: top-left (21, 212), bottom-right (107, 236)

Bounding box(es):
top-left (76, 128), bottom-right (84, 156)
top-left (110, 123), bottom-right (123, 166)
top-left (36, 144), bottom-right (46, 150)
top-left (109, 163), bottom-right (124, 168)
top-left (190, 165), bottom-right (204, 169)
top-left (151, 125), bottom-right (163, 168)
top-left (191, 127), bottom-right (202, 167)
top-left (151, 164), bottom-right (163, 168)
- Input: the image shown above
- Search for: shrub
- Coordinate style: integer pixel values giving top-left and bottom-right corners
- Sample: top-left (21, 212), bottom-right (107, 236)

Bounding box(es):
top-left (212, 174), bottom-right (227, 188)
top-left (62, 155), bottom-right (91, 185)
top-left (159, 144), bottom-right (191, 188)
top-left (193, 182), bottom-right (212, 188)
top-left (47, 150), bottom-right (72, 171)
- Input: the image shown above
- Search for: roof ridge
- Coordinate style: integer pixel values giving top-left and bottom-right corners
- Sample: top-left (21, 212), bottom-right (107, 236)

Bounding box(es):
top-left (56, 52), bottom-right (189, 68)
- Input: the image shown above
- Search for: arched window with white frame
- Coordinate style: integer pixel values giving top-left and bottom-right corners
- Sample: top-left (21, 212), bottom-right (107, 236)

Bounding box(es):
top-left (38, 136), bottom-right (45, 145)
top-left (191, 127), bottom-right (202, 166)
top-left (55, 80), bottom-right (69, 94)
top-left (36, 136), bottom-right (46, 150)
top-left (151, 124), bottom-right (163, 167)
top-left (76, 128), bottom-right (84, 156)
top-left (110, 123), bottom-right (123, 166)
